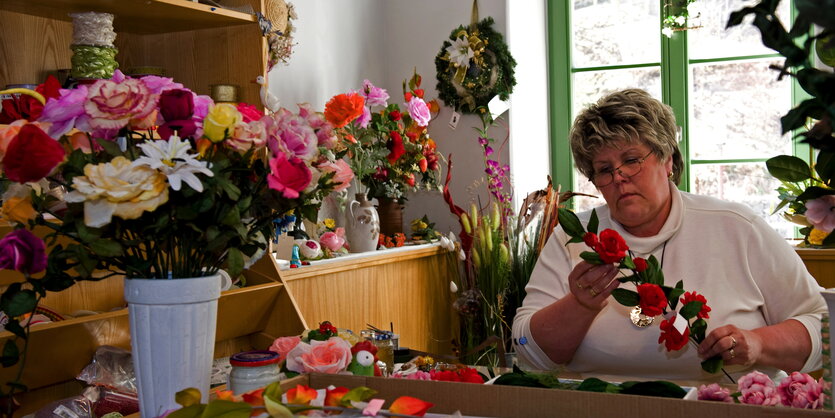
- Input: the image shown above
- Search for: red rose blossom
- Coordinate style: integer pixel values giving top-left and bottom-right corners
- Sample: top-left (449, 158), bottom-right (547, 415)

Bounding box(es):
top-left (658, 316), bottom-right (690, 351)
top-left (319, 321), bottom-right (338, 334)
top-left (680, 291), bottom-right (711, 319)
top-left (637, 283), bottom-right (667, 317)
top-left (388, 110), bottom-right (402, 121)
top-left (633, 257), bottom-right (648, 272)
top-left (594, 228), bottom-right (628, 264)
top-left (3, 124), bottom-right (66, 183)
top-left (583, 232), bottom-right (598, 248)
top-left (387, 131), bottom-right (405, 164)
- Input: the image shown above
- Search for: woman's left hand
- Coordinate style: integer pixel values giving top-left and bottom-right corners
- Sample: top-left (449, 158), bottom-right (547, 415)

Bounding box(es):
top-left (697, 325), bottom-right (763, 367)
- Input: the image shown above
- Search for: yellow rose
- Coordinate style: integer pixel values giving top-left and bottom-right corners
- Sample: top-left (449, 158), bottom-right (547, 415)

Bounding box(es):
top-left (203, 103), bottom-right (241, 143)
top-left (323, 218), bottom-right (335, 229)
top-left (809, 228), bottom-right (830, 246)
top-left (64, 156), bottom-right (169, 228)
top-left (0, 196), bottom-right (36, 224)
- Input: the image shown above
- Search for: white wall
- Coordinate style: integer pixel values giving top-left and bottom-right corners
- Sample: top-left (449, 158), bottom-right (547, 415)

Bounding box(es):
top-left (269, 0), bottom-right (549, 235)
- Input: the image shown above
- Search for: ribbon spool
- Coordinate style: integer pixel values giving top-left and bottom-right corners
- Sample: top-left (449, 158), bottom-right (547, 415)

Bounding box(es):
top-left (69, 12), bottom-right (119, 79)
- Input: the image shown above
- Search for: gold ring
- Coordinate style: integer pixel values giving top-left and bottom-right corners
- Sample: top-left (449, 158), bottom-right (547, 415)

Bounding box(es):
top-left (729, 348), bottom-right (735, 359)
top-left (730, 336), bottom-right (737, 349)
top-left (576, 281), bottom-right (584, 289)
top-left (589, 288), bottom-right (598, 297)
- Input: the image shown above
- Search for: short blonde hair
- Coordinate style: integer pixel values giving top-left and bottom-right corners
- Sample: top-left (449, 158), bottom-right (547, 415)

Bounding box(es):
top-left (569, 89), bottom-right (683, 185)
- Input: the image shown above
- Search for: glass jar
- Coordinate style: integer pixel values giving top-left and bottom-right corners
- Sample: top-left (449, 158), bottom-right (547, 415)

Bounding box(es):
top-left (228, 350), bottom-right (281, 395)
top-left (372, 333), bottom-right (395, 376)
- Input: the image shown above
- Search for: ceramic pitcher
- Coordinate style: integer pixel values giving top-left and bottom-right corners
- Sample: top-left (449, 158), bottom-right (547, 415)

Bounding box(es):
top-left (345, 193), bottom-right (380, 253)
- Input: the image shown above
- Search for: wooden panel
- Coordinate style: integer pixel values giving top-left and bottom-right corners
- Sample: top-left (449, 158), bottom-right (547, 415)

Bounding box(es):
top-left (797, 248), bottom-right (835, 289)
top-left (280, 247), bottom-right (458, 356)
top-left (0, 10), bottom-right (73, 87)
top-left (0, 0), bottom-right (255, 35)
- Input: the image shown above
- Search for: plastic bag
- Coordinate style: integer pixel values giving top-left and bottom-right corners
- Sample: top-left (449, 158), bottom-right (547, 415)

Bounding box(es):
top-left (77, 346), bottom-right (136, 394)
top-left (83, 386), bottom-right (138, 417)
top-left (33, 396), bottom-right (93, 418)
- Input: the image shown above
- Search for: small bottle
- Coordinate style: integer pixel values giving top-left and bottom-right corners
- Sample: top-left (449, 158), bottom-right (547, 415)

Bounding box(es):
top-left (228, 350), bottom-right (281, 395)
top-left (373, 333), bottom-right (395, 376)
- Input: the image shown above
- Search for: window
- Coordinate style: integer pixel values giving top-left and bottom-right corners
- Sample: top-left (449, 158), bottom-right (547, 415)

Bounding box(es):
top-left (548, 0), bottom-right (798, 238)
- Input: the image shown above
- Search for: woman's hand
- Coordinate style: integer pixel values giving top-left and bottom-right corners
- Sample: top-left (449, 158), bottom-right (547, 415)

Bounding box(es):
top-left (568, 261), bottom-right (620, 311)
top-left (698, 325), bottom-right (763, 367)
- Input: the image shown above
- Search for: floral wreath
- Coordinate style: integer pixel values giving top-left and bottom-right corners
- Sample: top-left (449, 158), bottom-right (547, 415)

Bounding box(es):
top-left (434, 16), bottom-right (516, 114)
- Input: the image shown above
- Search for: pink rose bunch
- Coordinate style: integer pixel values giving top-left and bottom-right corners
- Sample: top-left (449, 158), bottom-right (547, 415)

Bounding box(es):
top-left (696, 383), bottom-right (732, 403)
top-left (700, 371), bottom-right (826, 409)
top-left (738, 371), bottom-right (782, 406)
top-left (777, 371), bottom-right (826, 409)
top-left (285, 337), bottom-right (353, 374)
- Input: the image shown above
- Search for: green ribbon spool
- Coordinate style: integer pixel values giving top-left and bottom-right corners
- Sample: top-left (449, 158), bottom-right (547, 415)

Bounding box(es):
top-left (71, 45), bottom-right (119, 79)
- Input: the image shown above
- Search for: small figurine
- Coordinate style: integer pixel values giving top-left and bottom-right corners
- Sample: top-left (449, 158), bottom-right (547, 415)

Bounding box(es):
top-left (254, 75), bottom-right (281, 114)
top-left (348, 341), bottom-right (380, 377)
top-left (289, 244), bottom-right (301, 268)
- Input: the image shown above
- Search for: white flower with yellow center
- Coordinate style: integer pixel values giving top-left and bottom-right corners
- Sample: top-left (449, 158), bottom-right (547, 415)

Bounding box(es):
top-left (65, 156), bottom-right (169, 228)
top-left (133, 134), bottom-right (213, 192)
top-left (446, 36), bottom-right (474, 68)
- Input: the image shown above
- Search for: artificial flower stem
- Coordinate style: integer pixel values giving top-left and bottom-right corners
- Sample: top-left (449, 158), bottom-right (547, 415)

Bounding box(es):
top-left (688, 339), bottom-right (734, 383)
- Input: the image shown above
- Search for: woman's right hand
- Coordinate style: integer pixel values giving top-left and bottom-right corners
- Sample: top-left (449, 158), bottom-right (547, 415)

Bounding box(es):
top-left (568, 261), bottom-right (620, 311)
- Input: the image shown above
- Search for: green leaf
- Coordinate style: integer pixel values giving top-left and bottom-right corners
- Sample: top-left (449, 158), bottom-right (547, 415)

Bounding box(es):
top-left (2, 290), bottom-right (36, 317)
top-left (90, 239), bottom-right (123, 257)
top-left (766, 155), bottom-right (812, 182)
top-left (95, 138), bottom-right (124, 157)
top-left (817, 150), bottom-right (835, 185)
top-left (611, 288), bottom-right (639, 306)
top-left (0, 340), bottom-right (20, 367)
top-left (797, 186), bottom-right (835, 201)
top-left (202, 400), bottom-right (251, 418)
top-left (780, 100), bottom-right (823, 134)
top-left (619, 381), bottom-right (687, 398)
top-left (225, 248), bottom-right (244, 278)
top-left (166, 404), bottom-right (206, 418)
top-left (679, 301), bottom-right (704, 320)
top-left (341, 387), bottom-right (378, 407)
top-left (701, 356), bottom-right (724, 374)
top-left (4, 320), bottom-right (25, 339)
top-left (587, 209), bottom-right (599, 235)
top-left (690, 318), bottom-right (708, 342)
top-left (617, 274), bottom-right (640, 284)
top-left (263, 381), bottom-right (283, 403)
top-left (557, 208), bottom-right (585, 239)
top-left (666, 287), bottom-right (685, 311)
top-left (221, 207), bottom-right (241, 227)
top-left (621, 256), bottom-right (636, 270)
top-left (577, 377), bottom-right (620, 393)
top-left (579, 251), bottom-right (602, 264)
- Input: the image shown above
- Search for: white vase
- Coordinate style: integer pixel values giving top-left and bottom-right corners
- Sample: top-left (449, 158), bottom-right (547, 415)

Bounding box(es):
top-left (124, 275), bottom-right (221, 417)
top-left (345, 193), bottom-right (379, 253)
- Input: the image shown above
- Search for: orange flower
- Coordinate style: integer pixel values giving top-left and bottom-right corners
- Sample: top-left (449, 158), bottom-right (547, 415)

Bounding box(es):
top-left (324, 386), bottom-right (349, 407)
top-left (214, 389), bottom-right (236, 401)
top-left (1, 196), bottom-right (36, 224)
top-left (324, 93), bottom-right (364, 128)
top-left (389, 396), bottom-right (433, 416)
top-left (286, 384), bottom-right (318, 405)
top-left (242, 387), bottom-right (265, 407)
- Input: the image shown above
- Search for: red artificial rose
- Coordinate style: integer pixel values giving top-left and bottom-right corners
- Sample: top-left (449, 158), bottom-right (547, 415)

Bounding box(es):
top-left (236, 102), bottom-right (264, 123)
top-left (3, 124), bottom-right (66, 183)
top-left (658, 316), bottom-right (690, 351)
top-left (318, 321), bottom-right (338, 335)
top-left (414, 88), bottom-right (425, 98)
top-left (680, 291), bottom-right (711, 319)
top-left (594, 228), bottom-right (628, 264)
top-left (0, 76), bottom-right (60, 123)
top-left (324, 93), bottom-right (364, 128)
top-left (157, 89), bottom-right (197, 139)
top-left (404, 92), bottom-right (413, 102)
top-left (637, 283), bottom-right (667, 317)
top-left (389, 110), bottom-right (402, 121)
top-left (418, 158), bottom-right (428, 173)
top-left (583, 232), bottom-right (598, 248)
top-left (387, 131), bottom-right (405, 164)
top-left (633, 257), bottom-right (648, 272)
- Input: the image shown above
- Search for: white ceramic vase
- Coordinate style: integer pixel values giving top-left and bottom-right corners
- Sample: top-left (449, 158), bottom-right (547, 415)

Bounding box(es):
top-left (124, 274), bottom-right (221, 417)
top-left (345, 193), bottom-right (380, 253)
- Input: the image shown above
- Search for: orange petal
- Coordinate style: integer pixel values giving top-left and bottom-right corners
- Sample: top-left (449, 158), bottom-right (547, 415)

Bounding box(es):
top-left (286, 384), bottom-right (318, 405)
top-left (242, 387), bottom-right (265, 407)
top-left (324, 386), bottom-right (348, 407)
top-left (214, 389), bottom-right (236, 401)
top-left (389, 396), bottom-right (433, 417)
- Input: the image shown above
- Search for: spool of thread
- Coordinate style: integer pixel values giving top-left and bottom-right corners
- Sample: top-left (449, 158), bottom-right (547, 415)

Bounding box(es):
top-left (211, 84), bottom-right (239, 103)
top-left (69, 12), bottom-right (116, 46)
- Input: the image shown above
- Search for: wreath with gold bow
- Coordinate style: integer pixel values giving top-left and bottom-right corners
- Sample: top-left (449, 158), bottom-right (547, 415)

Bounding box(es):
top-left (434, 16), bottom-right (516, 114)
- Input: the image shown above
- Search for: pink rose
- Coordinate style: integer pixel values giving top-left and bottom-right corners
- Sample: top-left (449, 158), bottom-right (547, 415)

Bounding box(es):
top-left (317, 159), bottom-right (354, 192)
top-left (0, 229), bottom-right (47, 275)
top-left (777, 371), bottom-right (826, 409)
top-left (354, 106), bottom-right (371, 129)
top-left (269, 336), bottom-right (301, 362)
top-left (697, 383), bottom-right (733, 403)
top-left (358, 79), bottom-right (389, 108)
top-left (319, 229), bottom-right (346, 252)
top-left (228, 120), bottom-right (267, 153)
top-left (267, 153), bottom-right (312, 199)
top-left (236, 102), bottom-right (264, 123)
top-left (406, 97), bottom-right (431, 127)
top-left (265, 108), bottom-right (318, 162)
top-left (285, 337), bottom-right (352, 374)
top-left (297, 103), bottom-right (337, 149)
top-left (138, 74), bottom-right (184, 94)
top-left (738, 371), bottom-right (781, 406)
top-left (805, 195), bottom-right (835, 233)
top-left (84, 77), bottom-right (156, 134)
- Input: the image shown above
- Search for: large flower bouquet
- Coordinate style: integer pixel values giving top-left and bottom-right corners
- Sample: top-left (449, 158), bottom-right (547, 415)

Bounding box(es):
top-left (323, 72), bottom-right (442, 202)
top-left (0, 71), bottom-right (351, 393)
top-left (557, 207), bottom-right (725, 375)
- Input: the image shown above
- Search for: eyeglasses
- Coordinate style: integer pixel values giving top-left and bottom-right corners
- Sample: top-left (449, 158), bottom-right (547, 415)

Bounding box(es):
top-left (590, 150), bottom-right (654, 187)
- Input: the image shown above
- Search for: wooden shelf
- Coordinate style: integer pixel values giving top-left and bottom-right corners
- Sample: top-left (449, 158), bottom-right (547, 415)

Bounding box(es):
top-left (0, 0), bottom-right (255, 34)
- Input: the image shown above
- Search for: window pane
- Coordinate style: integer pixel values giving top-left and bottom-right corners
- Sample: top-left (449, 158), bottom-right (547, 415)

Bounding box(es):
top-left (572, 67), bottom-right (662, 120)
top-left (688, 0), bottom-right (792, 59)
top-left (689, 59), bottom-right (791, 160)
top-left (572, 168), bottom-right (603, 214)
top-left (690, 162), bottom-right (793, 238)
top-left (572, 0), bottom-right (660, 67)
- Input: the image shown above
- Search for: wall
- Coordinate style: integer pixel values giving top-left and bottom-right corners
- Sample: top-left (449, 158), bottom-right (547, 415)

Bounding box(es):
top-left (269, 0), bottom-right (549, 236)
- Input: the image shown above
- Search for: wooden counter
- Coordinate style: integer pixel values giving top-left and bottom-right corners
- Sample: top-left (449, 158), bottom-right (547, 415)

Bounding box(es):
top-left (796, 247), bottom-right (835, 289)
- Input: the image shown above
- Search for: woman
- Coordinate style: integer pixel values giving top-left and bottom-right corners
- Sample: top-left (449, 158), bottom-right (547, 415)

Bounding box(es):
top-left (512, 89), bottom-right (826, 381)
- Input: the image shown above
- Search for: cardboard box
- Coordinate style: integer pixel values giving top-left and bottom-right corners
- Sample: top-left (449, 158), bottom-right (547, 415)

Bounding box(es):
top-left (281, 373), bottom-right (831, 417)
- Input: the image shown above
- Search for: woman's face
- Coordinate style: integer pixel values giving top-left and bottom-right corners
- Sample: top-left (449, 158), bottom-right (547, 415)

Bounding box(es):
top-left (591, 140), bottom-right (674, 237)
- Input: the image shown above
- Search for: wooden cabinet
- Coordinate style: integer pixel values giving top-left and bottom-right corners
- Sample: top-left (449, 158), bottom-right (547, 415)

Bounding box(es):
top-left (797, 248), bottom-right (835, 289)
top-left (0, 0), bottom-right (265, 106)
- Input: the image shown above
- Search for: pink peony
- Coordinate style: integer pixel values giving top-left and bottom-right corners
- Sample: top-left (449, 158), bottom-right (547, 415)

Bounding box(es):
top-left (358, 79), bottom-right (389, 108)
top-left (354, 105), bottom-right (371, 129)
top-left (267, 153), bottom-right (312, 199)
top-left (269, 336), bottom-right (301, 363)
top-left (406, 97), bottom-right (431, 127)
top-left (319, 228), bottom-right (346, 252)
top-left (317, 159), bottom-right (354, 192)
top-left (697, 383), bottom-right (733, 403)
top-left (805, 195), bottom-right (835, 233)
top-left (38, 85), bottom-right (89, 138)
top-left (738, 371), bottom-right (781, 406)
top-left (265, 108), bottom-right (318, 161)
top-left (0, 228), bottom-right (47, 275)
top-left (84, 77), bottom-right (156, 135)
top-left (777, 371), bottom-right (826, 409)
top-left (285, 337), bottom-right (352, 374)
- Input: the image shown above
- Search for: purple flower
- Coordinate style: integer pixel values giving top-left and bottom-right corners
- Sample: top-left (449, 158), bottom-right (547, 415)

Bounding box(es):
top-left (478, 137), bottom-right (489, 146)
top-left (360, 79), bottom-right (389, 108)
top-left (406, 97), bottom-right (431, 127)
top-left (484, 146), bottom-right (494, 156)
top-left (697, 383), bottom-right (733, 403)
top-left (140, 75), bottom-right (185, 94)
top-left (38, 85), bottom-right (89, 138)
top-left (354, 106), bottom-right (371, 129)
top-left (264, 108), bottom-right (318, 161)
top-left (0, 229), bottom-right (47, 275)
top-left (805, 195), bottom-right (835, 233)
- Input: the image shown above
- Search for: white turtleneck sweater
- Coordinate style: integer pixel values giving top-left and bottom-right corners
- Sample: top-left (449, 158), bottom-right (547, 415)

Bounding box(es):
top-left (512, 184), bottom-right (826, 381)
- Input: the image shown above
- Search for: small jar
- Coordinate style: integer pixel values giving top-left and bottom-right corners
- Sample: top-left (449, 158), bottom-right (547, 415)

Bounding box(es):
top-left (373, 333), bottom-right (395, 376)
top-left (228, 350), bottom-right (281, 395)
